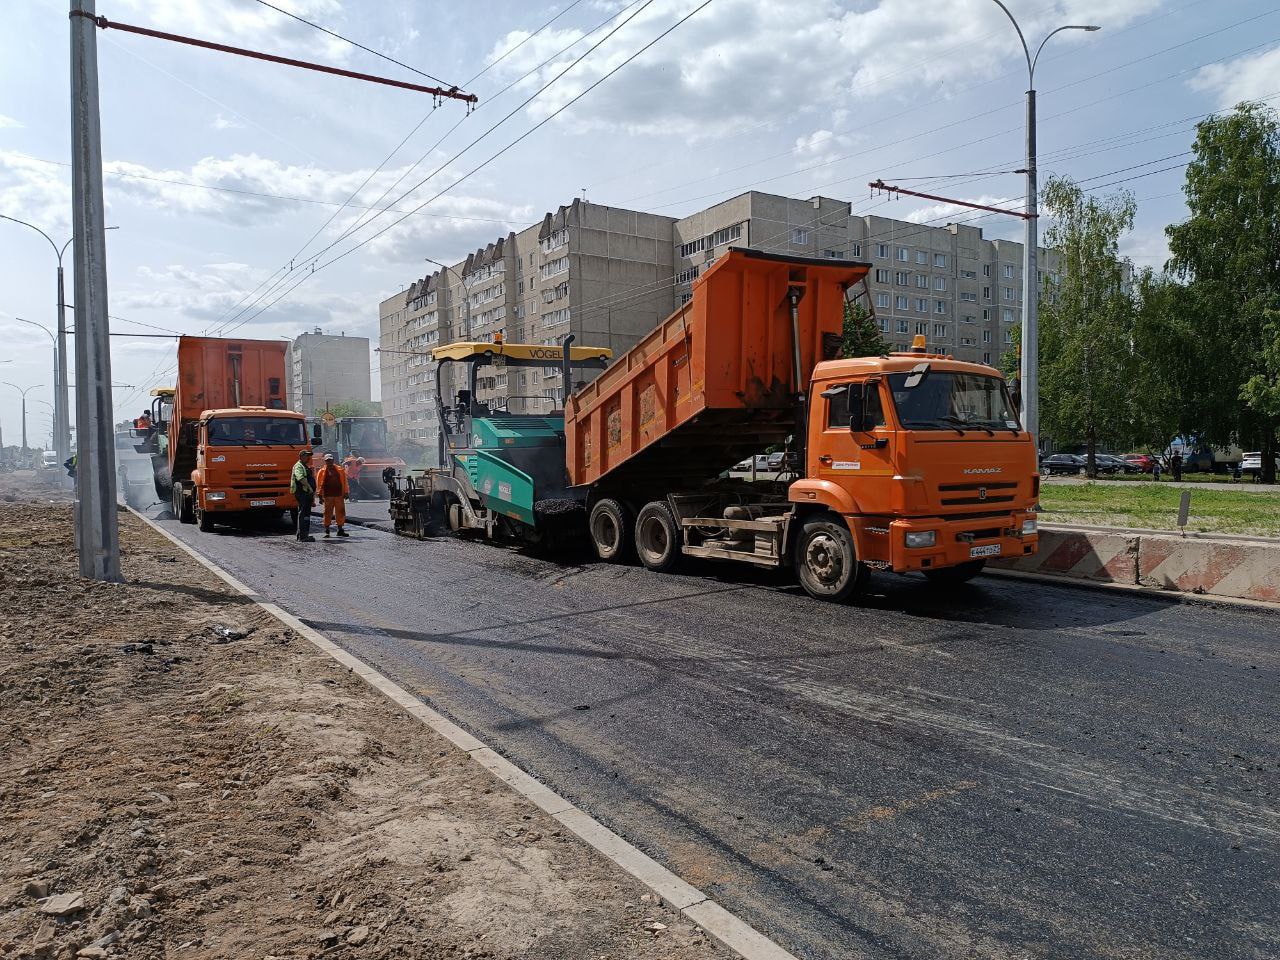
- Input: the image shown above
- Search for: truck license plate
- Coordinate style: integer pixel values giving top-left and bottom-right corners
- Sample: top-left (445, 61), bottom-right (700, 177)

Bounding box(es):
top-left (970, 543), bottom-right (1001, 558)
top-left (250, 499), bottom-right (275, 507)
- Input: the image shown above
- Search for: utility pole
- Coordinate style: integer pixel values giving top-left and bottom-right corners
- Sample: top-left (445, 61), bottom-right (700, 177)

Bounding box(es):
top-left (70, 0), bottom-right (121, 581)
top-left (988, 1), bottom-right (1099, 452)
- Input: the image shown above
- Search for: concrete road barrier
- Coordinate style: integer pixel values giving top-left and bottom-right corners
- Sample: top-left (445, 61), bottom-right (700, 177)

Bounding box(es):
top-left (993, 524), bottom-right (1280, 603)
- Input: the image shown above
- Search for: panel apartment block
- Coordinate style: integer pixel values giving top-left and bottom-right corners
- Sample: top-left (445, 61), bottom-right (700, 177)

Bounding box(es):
top-left (287, 330), bottom-right (371, 418)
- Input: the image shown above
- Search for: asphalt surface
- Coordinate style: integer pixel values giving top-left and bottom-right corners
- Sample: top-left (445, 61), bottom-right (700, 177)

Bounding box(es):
top-left (148, 504), bottom-right (1280, 960)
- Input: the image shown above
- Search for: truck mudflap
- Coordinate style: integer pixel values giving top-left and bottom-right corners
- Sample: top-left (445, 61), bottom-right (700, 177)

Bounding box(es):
top-left (851, 512), bottom-right (1038, 574)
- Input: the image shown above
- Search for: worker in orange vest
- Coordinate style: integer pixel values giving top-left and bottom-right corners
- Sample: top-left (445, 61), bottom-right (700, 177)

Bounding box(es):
top-left (315, 452), bottom-right (350, 538)
top-left (342, 451), bottom-right (363, 501)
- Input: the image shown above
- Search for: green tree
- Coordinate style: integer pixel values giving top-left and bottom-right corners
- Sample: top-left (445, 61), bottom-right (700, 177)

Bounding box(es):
top-left (324, 399), bottom-right (383, 418)
top-left (1038, 175), bottom-right (1138, 477)
top-left (1166, 101), bottom-right (1280, 482)
top-left (840, 298), bottom-right (889, 358)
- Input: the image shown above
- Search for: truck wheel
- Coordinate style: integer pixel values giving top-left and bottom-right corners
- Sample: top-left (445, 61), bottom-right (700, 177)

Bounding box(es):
top-left (196, 502), bottom-right (214, 532)
top-left (172, 482), bottom-right (194, 524)
top-left (447, 499), bottom-right (464, 533)
top-left (795, 515), bottom-right (865, 602)
top-left (634, 501), bottom-right (681, 572)
top-left (924, 559), bottom-right (985, 586)
top-left (589, 498), bottom-right (633, 562)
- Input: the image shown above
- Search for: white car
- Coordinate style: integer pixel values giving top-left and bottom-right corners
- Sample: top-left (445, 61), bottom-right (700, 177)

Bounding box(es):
top-left (1241, 452), bottom-right (1278, 476)
top-left (732, 454), bottom-right (771, 472)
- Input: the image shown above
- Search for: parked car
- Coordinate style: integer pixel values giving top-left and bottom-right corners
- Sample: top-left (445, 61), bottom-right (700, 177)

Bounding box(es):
top-left (41, 450), bottom-right (59, 470)
top-left (731, 454), bottom-right (771, 472)
top-left (1095, 454), bottom-right (1138, 474)
top-left (1040, 453), bottom-right (1086, 476)
top-left (1121, 453), bottom-right (1155, 473)
top-left (766, 451), bottom-right (787, 472)
top-left (1241, 452), bottom-right (1279, 478)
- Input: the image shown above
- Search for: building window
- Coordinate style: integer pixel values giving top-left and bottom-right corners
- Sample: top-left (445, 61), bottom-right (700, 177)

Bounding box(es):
top-left (1004, 329), bottom-right (1014, 344)
top-left (540, 256), bottom-right (569, 279)
top-left (876, 243), bottom-right (889, 259)
top-left (896, 271), bottom-right (910, 286)
top-left (983, 351), bottom-right (992, 364)
top-left (934, 323), bottom-right (947, 337)
top-left (850, 243), bottom-right (861, 257)
top-left (983, 264), bottom-right (991, 277)
top-left (934, 253), bottom-right (946, 267)
top-left (962, 314), bottom-right (975, 324)
top-left (896, 247), bottom-right (909, 262)
top-left (935, 300), bottom-right (947, 314)
top-left (679, 237), bottom-right (706, 258)
top-left (875, 268), bottom-right (890, 283)
top-left (791, 228), bottom-right (810, 244)
top-left (934, 276), bottom-right (947, 291)
top-left (914, 321), bottom-right (926, 335)
top-left (878, 318), bottom-right (890, 333)
top-left (709, 223), bottom-right (743, 247)
top-left (896, 319), bottom-right (909, 333)
top-left (676, 265), bottom-right (700, 285)
top-left (1004, 286), bottom-right (1016, 301)
top-left (983, 330), bottom-right (992, 343)
top-left (541, 228), bottom-right (569, 254)
top-left (680, 292), bottom-right (693, 305)
top-left (823, 248), bottom-right (845, 259)
top-left (915, 250), bottom-right (927, 265)
top-left (895, 295), bottom-right (909, 310)
top-left (916, 274), bottom-right (929, 289)
top-left (982, 308), bottom-right (990, 321)
top-left (961, 269), bottom-right (976, 279)
top-left (961, 336), bottom-right (975, 346)
top-left (876, 292), bottom-right (890, 308)
top-left (1002, 308), bottom-right (1015, 323)
top-left (916, 298), bottom-right (928, 313)
top-left (960, 291), bottom-right (976, 302)
top-left (542, 307), bottom-right (571, 328)
top-left (983, 286), bottom-right (991, 301)
top-left (1003, 264), bottom-right (1015, 278)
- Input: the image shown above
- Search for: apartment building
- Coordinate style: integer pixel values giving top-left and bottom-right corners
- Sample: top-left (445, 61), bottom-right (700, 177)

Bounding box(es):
top-left (287, 329), bottom-right (371, 417)
top-left (379, 198), bottom-right (676, 453)
top-left (672, 191), bottom-right (1061, 369)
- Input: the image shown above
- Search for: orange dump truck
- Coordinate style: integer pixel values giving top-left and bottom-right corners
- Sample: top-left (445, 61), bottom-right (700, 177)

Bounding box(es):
top-left (150, 336), bottom-right (310, 532)
top-left (566, 248), bottom-right (1040, 600)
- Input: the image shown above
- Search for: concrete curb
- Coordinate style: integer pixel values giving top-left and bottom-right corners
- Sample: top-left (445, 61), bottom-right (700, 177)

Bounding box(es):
top-left (984, 566), bottom-right (1280, 613)
top-left (995, 525), bottom-right (1280, 605)
top-left (128, 507), bottom-right (799, 960)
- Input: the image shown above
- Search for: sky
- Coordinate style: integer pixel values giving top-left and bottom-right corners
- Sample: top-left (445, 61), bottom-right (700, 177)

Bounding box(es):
top-left (2, 0), bottom-right (1278, 447)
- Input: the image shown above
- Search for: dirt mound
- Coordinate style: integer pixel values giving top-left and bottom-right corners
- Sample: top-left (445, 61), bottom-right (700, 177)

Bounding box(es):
top-left (0, 504), bottom-right (719, 959)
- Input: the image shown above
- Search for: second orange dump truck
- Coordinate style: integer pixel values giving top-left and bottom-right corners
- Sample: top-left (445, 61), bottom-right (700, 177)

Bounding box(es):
top-left (389, 248), bottom-right (1039, 601)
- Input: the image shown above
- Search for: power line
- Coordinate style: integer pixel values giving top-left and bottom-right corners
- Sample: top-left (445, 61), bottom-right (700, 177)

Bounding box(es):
top-left (251, 0), bottom-right (461, 90)
top-left (205, 0), bottom-right (651, 340)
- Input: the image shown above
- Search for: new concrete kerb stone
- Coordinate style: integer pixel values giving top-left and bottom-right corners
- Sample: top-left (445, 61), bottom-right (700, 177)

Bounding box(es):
top-left (128, 507), bottom-right (800, 960)
top-left (993, 523), bottom-right (1280, 605)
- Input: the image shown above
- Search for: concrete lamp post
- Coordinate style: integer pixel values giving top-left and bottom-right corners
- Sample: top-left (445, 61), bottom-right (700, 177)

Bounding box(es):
top-left (988, 1), bottom-right (1099, 451)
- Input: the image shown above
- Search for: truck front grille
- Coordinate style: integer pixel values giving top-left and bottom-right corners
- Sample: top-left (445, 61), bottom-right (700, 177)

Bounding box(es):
top-left (938, 480), bottom-right (1017, 506)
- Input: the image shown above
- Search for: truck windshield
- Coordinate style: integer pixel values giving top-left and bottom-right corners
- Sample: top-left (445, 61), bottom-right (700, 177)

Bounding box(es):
top-left (207, 416), bottom-right (307, 446)
top-left (345, 420), bottom-right (387, 452)
top-left (887, 371), bottom-right (1019, 432)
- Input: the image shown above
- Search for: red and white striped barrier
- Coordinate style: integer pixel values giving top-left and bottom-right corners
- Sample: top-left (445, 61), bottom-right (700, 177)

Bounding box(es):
top-left (993, 525), bottom-right (1280, 604)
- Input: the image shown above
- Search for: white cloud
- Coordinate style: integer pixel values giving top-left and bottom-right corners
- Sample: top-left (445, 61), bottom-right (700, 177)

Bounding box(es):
top-left (1188, 44), bottom-right (1280, 109)
top-left (484, 0), bottom-right (1160, 138)
top-left (0, 151), bottom-right (72, 235)
top-left (0, 114), bottom-right (22, 130)
top-left (211, 113), bottom-right (245, 131)
top-left (900, 195), bottom-right (1021, 225)
top-left (115, 0), bottom-right (350, 61)
top-left (793, 129), bottom-right (861, 166)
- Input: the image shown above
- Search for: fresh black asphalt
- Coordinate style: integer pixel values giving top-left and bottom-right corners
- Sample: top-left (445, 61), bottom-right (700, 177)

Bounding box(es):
top-left (150, 504), bottom-right (1280, 960)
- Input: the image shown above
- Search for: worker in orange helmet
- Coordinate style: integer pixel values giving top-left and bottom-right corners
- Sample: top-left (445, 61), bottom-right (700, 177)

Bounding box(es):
top-left (342, 450), bottom-right (363, 501)
top-left (315, 452), bottom-right (350, 538)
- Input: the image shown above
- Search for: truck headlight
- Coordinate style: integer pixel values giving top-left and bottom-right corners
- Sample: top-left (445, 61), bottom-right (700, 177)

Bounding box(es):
top-left (904, 530), bottom-right (936, 548)
top-left (1021, 518), bottom-right (1037, 535)
top-left (206, 491), bottom-right (226, 501)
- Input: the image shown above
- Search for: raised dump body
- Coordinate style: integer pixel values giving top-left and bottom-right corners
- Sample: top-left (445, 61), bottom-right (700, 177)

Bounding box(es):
top-left (175, 336), bottom-right (288, 420)
top-left (566, 248), bottom-right (870, 491)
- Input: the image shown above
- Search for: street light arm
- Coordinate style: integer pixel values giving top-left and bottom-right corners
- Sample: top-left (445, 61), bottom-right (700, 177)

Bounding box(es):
top-left (0, 214), bottom-right (60, 258)
top-left (14, 317), bottom-right (56, 344)
top-left (988, 0), bottom-right (1032, 79)
top-left (1032, 25), bottom-right (1101, 80)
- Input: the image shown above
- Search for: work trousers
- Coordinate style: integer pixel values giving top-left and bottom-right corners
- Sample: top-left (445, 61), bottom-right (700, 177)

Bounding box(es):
top-left (323, 496), bottom-right (346, 530)
top-left (296, 496), bottom-right (314, 539)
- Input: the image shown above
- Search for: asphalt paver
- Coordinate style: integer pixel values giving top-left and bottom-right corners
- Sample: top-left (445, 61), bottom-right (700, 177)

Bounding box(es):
top-left (149, 506), bottom-right (1280, 960)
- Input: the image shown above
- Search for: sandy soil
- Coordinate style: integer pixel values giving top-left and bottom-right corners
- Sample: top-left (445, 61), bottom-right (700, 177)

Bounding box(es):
top-left (0, 487), bottom-right (721, 959)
